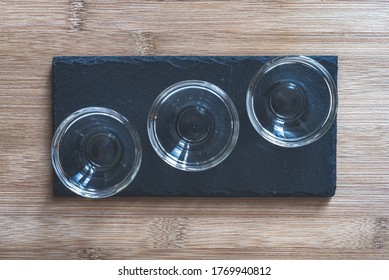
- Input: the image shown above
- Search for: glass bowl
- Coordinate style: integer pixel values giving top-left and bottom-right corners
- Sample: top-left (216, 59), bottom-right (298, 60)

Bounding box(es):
top-left (246, 56), bottom-right (337, 147)
top-left (148, 80), bottom-right (239, 171)
top-left (51, 107), bottom-right (142, 198)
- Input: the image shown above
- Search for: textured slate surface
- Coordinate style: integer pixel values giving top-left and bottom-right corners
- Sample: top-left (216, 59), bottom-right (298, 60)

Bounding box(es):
top-left (52, 56), bottom-right (337, 197)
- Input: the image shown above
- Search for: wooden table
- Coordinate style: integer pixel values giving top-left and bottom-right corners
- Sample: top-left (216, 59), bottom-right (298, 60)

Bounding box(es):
top-left (0, 1), bottom-right (388, 259)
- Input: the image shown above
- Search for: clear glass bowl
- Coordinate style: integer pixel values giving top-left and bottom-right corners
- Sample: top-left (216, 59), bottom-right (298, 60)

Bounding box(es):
top-left (246, 56), bottom-right (337, 147)
top-left (51, 107), bottom-right (142, 198)
top-left (148, 80), bottom-right (239, 171)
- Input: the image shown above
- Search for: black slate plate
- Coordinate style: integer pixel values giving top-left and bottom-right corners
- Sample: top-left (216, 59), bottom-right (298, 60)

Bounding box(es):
top-left (52, 56), bottom-right (337, 197)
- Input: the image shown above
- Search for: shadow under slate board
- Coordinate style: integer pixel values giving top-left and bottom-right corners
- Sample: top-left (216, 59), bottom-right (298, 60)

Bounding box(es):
top-left (52, 56), bottom-right (337, 197)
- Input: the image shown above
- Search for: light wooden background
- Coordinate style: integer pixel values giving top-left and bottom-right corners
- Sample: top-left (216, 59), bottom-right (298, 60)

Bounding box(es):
top-left (0, 0), bottom-right (388, 259)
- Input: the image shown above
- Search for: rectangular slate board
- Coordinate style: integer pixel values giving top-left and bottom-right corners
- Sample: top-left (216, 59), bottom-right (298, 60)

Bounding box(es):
top-left (52, 56), bottom-right (337, 197)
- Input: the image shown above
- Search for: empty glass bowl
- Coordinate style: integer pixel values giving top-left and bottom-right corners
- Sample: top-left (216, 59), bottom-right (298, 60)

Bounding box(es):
top-left (148, 80), bottom-right (239, 171)
top-left (51, 107), bottom-right (142, 198)
top-left (246, 56), bottom-right (337, 147)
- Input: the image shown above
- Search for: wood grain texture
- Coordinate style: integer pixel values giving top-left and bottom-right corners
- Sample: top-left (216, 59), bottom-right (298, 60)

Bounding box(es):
top-left (0, 0), bottom-right (388, 259)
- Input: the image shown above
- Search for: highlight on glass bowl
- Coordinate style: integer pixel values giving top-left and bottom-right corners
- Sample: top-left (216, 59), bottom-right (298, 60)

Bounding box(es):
top-left (51, 107), bottom-right (142, 198)
top-left (148, 80), bottom-right (239, 171)
top-left (246, 55), bottom-right (337, 148)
